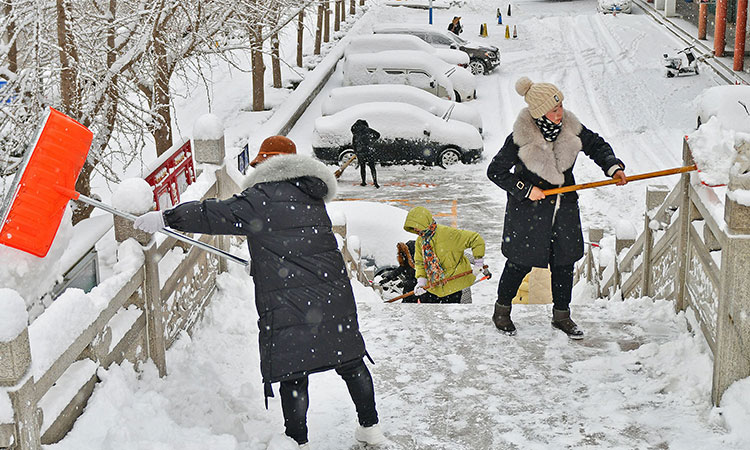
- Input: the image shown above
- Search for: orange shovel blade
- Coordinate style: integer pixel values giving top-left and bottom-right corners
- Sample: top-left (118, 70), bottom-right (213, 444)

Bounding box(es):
top-left (0, 108), bottom-right (93, 257)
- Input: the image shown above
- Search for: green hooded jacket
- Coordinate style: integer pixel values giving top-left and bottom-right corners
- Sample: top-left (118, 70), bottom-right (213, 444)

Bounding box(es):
top-left (403, 206), bottom-right (485, 297)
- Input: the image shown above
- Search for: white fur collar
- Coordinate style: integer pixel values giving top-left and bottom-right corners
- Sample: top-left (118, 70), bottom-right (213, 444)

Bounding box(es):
top-left (243, 154), bottom-right (338, 202)
top-left (513, 108), bottom-right (583, 185)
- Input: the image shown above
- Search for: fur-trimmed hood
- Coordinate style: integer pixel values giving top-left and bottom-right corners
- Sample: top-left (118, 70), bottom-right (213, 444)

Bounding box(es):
top-left (513, 108), bottom-right (583, 185)
top-left (243, 154), bottom-right (338, 202)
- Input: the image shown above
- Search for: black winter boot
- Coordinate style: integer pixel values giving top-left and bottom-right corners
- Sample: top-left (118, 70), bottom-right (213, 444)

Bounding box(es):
top-left (492, 303), bottom-right (516, 336)
top-left (551, 308), bottom-right (584, 339)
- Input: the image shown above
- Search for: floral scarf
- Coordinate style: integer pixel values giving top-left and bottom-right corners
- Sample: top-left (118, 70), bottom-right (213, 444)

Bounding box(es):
top-left (418, 221), bottom-right (445, 285)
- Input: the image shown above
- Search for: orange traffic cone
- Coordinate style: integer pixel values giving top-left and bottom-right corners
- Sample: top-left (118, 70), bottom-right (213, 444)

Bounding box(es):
top-left (505, 24), bottom-right (510, 39)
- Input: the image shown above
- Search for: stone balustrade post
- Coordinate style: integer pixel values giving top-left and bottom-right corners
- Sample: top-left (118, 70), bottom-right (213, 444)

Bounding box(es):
top-left (142, 243), bottom-right (167, 377)
top-left (1, 291), bottom-right (41, 449)
top-left (641, 185), bottom-right (670, 298)
top-left (674, 139), bottom-right (695, 312)
top-left (712, 163), bottom-right (750, 405)
top-left (587, 228), bottom-right (603, 296)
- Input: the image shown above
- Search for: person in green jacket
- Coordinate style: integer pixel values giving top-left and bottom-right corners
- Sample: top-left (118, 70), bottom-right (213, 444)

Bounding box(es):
top-left (403, 206), bottom-right (486, 303)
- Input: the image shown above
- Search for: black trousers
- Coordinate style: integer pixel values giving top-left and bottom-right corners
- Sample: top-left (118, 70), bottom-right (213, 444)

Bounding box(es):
top-left (359, 160), bottom-right (377, 185)
top-left (408, 289), bottom-right (463, 304)
top-left (279, 358), bottom-right (378, 445)
top-left (496, 260), bottom-right (574, 311)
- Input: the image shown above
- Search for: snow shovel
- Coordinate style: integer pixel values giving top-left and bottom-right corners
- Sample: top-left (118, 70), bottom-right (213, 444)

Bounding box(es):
top-left (384, 265), bottom-right (491, 303)
top-left (334, 154), bottom-right (357, 179)
top-left (541, 164), bottom-right (697, 196)
top-left (0, 107), bottom-right (248, 266)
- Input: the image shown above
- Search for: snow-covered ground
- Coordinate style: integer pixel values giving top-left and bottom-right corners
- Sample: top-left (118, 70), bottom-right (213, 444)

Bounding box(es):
top-left (7, 0), bottom-right (750, 448)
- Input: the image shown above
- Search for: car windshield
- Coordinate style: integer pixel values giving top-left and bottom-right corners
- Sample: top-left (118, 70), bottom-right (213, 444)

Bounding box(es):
top-left (450, 33), bottom-right (468, 45)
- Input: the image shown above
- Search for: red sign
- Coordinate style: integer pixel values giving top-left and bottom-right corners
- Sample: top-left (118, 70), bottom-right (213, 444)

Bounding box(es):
top-left (144, 140), bottom-right (196, 210)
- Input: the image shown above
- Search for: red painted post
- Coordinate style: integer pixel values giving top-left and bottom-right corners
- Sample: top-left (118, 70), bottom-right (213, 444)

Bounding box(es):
top-left (714, 0), bottom-right (728, 57)
top-left (698, 3), bottom-right (708, 40)
top-left (734, 0), bottom-right (748, 71)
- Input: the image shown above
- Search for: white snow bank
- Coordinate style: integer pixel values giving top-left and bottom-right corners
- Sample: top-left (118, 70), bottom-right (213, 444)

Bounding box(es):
top-left (719, 377), bottom-right (750, 442)
top-left (0, 205), bottom-right (73, 307)
top-left (111, 178), bottom-right (154, 214)
top-left (695, 85), bottom-right (750, 134)
top-left (193, 113), bottom-right (224, 141)
top-left (0, 288), bottom-right (27, 341)
top-left (327, 201), bottom-right (412, 266)
top-left (615, 219), bottom-right (638, 240)
top-left (687, 117), bottom-right (740, 187)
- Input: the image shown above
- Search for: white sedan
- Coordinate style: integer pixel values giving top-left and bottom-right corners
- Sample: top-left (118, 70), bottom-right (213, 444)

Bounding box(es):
top-left (312, 102), bottom-right (483, 167)
top-left (321, 85), bottom-right (482, 133)
top-left (344, 34), bottom-right (469, 67)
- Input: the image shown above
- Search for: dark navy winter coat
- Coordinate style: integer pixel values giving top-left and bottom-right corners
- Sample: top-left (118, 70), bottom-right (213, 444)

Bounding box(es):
top-left (163, 154), bottom-right (366, 397)
top-left (351, 119), bottom-right (380, 162)
top-left (487, 108), bottom-right (624, 268)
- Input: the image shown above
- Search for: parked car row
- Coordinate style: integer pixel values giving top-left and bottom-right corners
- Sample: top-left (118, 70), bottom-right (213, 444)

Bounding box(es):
top-left (312, 24), bottom-right (492, 168)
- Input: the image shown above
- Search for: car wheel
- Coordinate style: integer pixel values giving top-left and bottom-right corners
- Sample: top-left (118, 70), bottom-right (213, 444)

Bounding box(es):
top-left (438, 148), bottom-right (462, 168)
top-left (454, 91), bottom-right (462, 103)
top-left (338, 149), bottom-right (357, 166)
top-left (469, 59), bottom-right (485, 76)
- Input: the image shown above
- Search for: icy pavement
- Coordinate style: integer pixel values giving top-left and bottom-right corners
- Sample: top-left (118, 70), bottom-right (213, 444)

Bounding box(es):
top-left (48, 262), bottom-right (748, 449)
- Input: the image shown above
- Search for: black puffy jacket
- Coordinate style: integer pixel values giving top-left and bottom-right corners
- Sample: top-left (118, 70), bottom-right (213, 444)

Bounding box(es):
top-left (163, 154), bottom-right (366, 400)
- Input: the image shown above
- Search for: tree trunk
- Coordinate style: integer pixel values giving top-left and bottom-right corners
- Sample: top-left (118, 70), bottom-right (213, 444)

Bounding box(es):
top-left (251, 23), bottom-right (265, 111)
top-left (4, 2), bottom-right (17, 74)
top-left (297, 10), bottom-right (304, 67)
top-left (72, 161), bottom-right (95, 224)
top-left (324, 1), bottom-right (330, 42)
top-left (271, 32), bottom-right (281, 88)
top-left (152, 35), bottom-right (173, 155)
top-left (334, 0), bottom-right (340, 32)
top-left (350, 0), bottom-right (356, 16)
top-left (315, 3), bottom-right (323, 55)
top-left (56, 0), bottom-right (80, 118)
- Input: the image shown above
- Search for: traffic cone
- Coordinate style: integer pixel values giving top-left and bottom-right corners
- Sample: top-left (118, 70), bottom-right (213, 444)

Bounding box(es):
top-left (482, 23), bottom-right (488, 37)
top-left (507, 4), bottom-right (512, 16)
top-left (513, 24), bottom-right (518, 39)
top-left (479, 23), bottom-right (484, 36)
top-left (505, 24), bottom-right (510, 39)
top-left (498, 12), bottom-right (502, 25)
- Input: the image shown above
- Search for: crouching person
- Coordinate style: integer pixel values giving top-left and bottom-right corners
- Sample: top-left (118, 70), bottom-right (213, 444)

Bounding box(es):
top-left (133, 136), bottom-right (387, 449)
top-left (403, 206), bottom-right (486, 304)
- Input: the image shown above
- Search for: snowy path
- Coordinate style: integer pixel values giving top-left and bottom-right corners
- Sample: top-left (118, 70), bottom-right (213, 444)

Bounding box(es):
top-left (46, 1), bottom-right (750, 449)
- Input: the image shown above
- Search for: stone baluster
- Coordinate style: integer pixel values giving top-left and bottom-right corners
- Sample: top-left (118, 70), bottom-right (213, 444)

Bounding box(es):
top-left (641, 185), bottom-right (670, 298)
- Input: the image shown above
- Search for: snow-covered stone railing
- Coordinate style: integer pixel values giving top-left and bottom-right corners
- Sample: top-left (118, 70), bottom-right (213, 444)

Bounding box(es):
top-left (576, 136), bottom-right (750, 406)
top-left (0, 121), bottom-right (239, 450)
top-left (332, 215), bottom-right (381, 295)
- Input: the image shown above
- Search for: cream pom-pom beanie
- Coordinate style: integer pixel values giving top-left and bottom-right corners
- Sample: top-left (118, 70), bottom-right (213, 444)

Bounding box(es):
top-left (515, 76), bottom-right (564, 119)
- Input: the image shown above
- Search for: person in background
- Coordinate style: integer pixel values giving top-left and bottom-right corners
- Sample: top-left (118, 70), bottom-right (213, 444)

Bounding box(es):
top-left (133, 135), bottom-right (387, 449)
top-left (448, 16), bottom-right (463, 35)
top-left (378, 240), bottom-right (420, 301)
top-left (403, 206), bottom-right (486, 304)
top-left (351, 119), bottom-right (381, 188)
top-left (487, 77), bottom-right (628, 339)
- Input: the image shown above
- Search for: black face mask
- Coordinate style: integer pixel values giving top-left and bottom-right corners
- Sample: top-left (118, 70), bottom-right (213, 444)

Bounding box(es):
top-left (534, 115), bottom-right (562, 142)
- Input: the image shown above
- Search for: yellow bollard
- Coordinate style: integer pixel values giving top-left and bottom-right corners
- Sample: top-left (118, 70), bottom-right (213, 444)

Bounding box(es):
top-left (505, 24), bottom-right (510, 39)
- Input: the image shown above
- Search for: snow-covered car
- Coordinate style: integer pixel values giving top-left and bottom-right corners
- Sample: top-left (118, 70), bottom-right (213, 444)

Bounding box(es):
top-left (321, 85), bottom-right (483, 133)
top-left (373, 23), bottom-right (500, 75)
top-left (695, 85), bottom-right (750, 132)
top-left (342, 50), bottom-right (477, 102)
top-left (344, 34), bottom-right (470, 67)
top-left (597, 0), bottom-right (632, 14)
top-left (312, 102), bottom-right (483, 167)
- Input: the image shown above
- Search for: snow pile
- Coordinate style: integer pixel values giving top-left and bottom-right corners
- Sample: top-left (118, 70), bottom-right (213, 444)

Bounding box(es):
top-left (694, 85), bottom-right (750, 134)
top-left (719, 377), bottom-right (750, 442)
top-left (327, 201), bottom-right (412, 266)
top-left (193, 113), bottom-right (224, 141)
top-left (687, 117), bottom-right (737, 187)
top-left (111, 178), bottom-right (154, 214)
top-left (0, 205), bottom-right (73, 307)
top-left (615, 219), bottom-right (638, 240)
top-left (0, 288), bottom-right (27, 341)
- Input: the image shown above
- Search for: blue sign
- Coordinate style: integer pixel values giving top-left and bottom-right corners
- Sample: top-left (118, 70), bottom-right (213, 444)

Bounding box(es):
top-left (0, 80), bottom-right (14, 104)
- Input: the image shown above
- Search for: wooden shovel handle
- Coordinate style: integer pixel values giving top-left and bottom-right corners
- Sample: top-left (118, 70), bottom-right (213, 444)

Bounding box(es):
top-left (334, 154), bottom-right (358, 179)
top-left (384, 266), bottom-right (487, 303)
top-left (541, 164), bottom-right (697, 196)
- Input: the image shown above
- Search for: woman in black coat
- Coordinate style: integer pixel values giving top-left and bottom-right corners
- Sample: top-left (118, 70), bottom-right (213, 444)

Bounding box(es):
top-left (134, 136), bottom-right (387, 448)
top-left (351, 119), bottom-right (381, 188)
top-left (487, 77), bottom-right (627, 339)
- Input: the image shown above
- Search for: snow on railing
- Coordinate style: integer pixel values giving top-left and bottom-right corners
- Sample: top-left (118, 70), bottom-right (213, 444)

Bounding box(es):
top-left (576, 136), bottom-right (750, 406)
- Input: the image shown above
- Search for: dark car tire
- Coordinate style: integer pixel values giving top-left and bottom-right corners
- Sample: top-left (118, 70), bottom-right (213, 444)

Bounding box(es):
top-left (454, 91), bottom-right (462, 103)
top-left (469, 59), bottom-right (486, 76)
top-left (438, 147), bottom-right (462, 168)
top-left (338, 149), bottom-right (358, 167)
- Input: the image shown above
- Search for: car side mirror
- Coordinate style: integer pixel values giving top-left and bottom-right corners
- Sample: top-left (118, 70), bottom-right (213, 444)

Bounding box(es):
top-left (429, 80), bottom-right (436, 88)
top-left (423, 127), bottom-right (431, 137)
top-left (450, 44), bottom-right (458, 49)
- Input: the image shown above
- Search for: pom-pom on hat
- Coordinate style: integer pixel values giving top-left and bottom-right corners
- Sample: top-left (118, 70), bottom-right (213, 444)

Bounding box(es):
top-left (250, 135), bottom-right (297, 167)
top-left (515, 76), bottom-right (564, 119)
